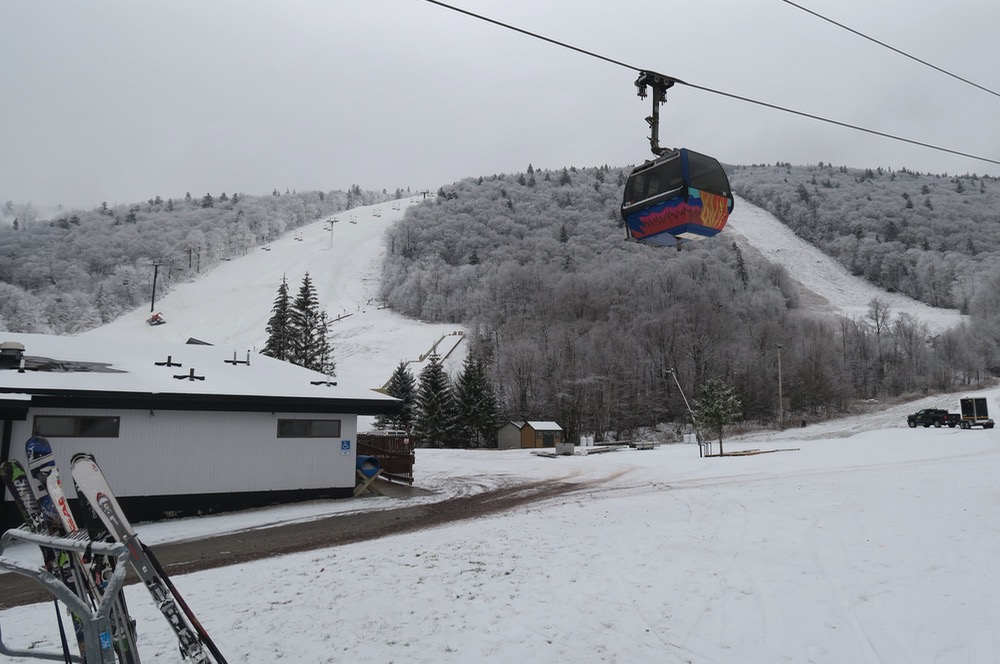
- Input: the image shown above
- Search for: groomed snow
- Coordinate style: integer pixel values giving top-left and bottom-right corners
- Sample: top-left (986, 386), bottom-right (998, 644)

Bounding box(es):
top-left (3, 196), bottom-right (995, 663)
top-left (726, 199), bottom-right (964, 333)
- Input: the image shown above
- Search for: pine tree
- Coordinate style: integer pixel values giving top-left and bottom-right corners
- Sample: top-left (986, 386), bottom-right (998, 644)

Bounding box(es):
top-left (732, 242), bottom-right (749, 289)
top-left (262, 276), bottom-right (293, 361)
top-left (454, 355), bottom-right (501, 448)
top-left (288, 273), bottom-right (334, 373)
top-left (695, 378), bottom-right (743, 455)
top-left (412, 352), bottom-right (459, 448)
top-left (314, 310), bottom-right (335, 375)
top-left (375, 361), bottom-right (416, 431)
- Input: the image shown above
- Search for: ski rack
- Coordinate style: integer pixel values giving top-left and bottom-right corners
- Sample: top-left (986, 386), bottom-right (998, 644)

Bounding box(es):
top-left (0, 527), bottom-right (130, 663)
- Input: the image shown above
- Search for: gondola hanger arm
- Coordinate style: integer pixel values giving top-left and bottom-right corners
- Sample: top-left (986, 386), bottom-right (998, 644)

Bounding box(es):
top-left (635, 71), bottom-right (679, 156)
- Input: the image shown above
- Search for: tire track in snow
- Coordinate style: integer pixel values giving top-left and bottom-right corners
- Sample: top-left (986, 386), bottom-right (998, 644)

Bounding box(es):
top-left (805, 510), bottom-right (905, 663)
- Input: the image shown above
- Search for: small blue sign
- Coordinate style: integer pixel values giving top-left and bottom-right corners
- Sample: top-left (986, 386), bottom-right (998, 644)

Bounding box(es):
top-left (341, 439), bottom-right (352, 456)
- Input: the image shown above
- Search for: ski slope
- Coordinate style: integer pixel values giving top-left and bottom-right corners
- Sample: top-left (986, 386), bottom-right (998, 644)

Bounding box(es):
top-left (727, 196), bottom-right (963, 333)
top-left (80, 196), bottom-right (466, 393)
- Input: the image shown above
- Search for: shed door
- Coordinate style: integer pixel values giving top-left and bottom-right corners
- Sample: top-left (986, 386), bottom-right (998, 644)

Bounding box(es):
top-left (542, 431), bottom-right (555, 448)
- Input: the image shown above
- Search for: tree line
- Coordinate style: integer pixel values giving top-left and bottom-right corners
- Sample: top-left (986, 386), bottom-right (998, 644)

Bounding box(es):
top-left (375, 352), bottom-right (501, 449)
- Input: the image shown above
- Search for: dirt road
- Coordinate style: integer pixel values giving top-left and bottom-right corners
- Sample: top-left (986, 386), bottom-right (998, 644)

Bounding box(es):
top-left (1, 478), bottom-right (584, 609)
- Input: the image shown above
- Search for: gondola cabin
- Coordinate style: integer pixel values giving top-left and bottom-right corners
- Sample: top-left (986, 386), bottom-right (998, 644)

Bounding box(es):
top-left (621, 148), bottom-right (734, 248)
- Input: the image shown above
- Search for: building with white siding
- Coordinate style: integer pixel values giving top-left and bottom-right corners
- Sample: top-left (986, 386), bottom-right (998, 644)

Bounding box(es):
top-left (0, 333), bottom-right (399, 526)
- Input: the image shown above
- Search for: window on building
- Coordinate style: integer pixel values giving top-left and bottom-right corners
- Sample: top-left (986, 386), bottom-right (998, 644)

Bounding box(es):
top-left (33, 415), bottom-right (121, 438)
top-left (276, 419), bottom-right (342, 438)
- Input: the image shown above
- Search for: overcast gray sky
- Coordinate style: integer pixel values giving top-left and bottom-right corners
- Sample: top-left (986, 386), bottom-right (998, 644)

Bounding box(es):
top-left (3, 0), bottom-right (999, 208)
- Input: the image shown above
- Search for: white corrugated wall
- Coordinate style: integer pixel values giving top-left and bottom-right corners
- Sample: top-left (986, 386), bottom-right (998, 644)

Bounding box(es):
top-left (9, 407), bottom-right (358, 498)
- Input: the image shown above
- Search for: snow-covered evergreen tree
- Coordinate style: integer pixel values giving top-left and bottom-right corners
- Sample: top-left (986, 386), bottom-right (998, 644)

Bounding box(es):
top-left (374, 361), bottom-right (416, 431)
top-left (288, 272), bottom-right (334, 374)
top-left (412, 352), bottom-right (459, 448)
top-left (313, 309), bottom-right (335, 375)
top-left (262, 276), bottom-right (293, 361)
top-left (454, 354), bottom-right (501, 448)
top-left (695, 378), bottom-right (743, 455)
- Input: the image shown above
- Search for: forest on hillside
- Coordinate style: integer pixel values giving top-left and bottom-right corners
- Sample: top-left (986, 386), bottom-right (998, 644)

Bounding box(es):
top-left (380, 165), bottom-right (1000, 442)
top-left (0, 186), bottom-right (399, 333)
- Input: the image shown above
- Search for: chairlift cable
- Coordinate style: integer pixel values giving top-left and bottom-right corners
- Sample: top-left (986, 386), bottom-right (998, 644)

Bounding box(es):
top-left (421, 0), bottom-right (637, 71)
top-left (779, 0), bottom-right (1000, 100)
top-left (680, 82), bottom-right (1000, 166)
top-left (421, 0), bottom-right (1000, 168)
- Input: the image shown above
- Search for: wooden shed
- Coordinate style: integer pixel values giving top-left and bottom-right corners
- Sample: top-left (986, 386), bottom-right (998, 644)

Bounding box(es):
top-left (496, 421), bottom-right (525, 450)
top-left (497, 420), bottom-right (564, 449)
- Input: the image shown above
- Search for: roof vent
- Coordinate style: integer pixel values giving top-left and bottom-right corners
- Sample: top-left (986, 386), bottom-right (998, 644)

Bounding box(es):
top-left (0, 341), bottom-right (25, 369)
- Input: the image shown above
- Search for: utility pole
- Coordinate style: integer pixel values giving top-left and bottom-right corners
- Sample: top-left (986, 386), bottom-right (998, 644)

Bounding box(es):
top-left (150, 263), bottom-right (161, 312)
top-left (777, 343), bottom-right (784, 431)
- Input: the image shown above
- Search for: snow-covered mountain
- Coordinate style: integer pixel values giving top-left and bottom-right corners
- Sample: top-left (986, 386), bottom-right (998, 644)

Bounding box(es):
top-left (3, 193), bottom-right (998, 662)
top-left (81, 193), bottom-right (964, 395)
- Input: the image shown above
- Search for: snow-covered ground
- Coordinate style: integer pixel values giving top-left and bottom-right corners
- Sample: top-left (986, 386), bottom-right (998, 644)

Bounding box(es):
top-left (4, 413), bottom-right (999, 663)
top-left (3, 196), bottom-right (995, 663)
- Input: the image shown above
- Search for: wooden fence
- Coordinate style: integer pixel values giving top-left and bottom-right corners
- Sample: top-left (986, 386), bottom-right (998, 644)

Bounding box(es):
top-left (357, 431), bottom-right (415, 484)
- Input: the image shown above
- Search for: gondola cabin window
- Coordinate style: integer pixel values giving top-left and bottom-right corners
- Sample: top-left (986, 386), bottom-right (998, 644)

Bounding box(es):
top-left (687, 151), bottom-right (730, 195)
top-left (624, 153), bottom-right (685, 209)
top-left (33, 415), bottom-right (121, 438)
top-left (276, 418), bottom-right (342, 438)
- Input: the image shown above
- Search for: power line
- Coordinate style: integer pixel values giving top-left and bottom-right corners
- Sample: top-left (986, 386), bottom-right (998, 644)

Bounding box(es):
top-left (779, 0), bottom-right (1000, 100)
top-left (421, 0), bottom-right (1000, 168)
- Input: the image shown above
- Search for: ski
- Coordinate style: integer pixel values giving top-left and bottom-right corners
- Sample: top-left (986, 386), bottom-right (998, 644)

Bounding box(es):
top-left (70, 453), bottom-right (226, 664)
top-left (44, 463), bottom-right (142, 664)
top-left (2, 456), bottom-right (90, 662)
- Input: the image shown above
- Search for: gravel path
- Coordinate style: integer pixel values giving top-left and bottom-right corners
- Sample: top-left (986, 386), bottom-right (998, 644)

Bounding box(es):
top-left (0, 478), bottom-right (588, 609)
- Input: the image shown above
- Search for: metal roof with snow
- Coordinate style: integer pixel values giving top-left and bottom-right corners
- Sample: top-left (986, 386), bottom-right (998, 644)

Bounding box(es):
top-left (0, 332), bottom-right (400, 416)
top-left (524, 421), bottom-right (563, 431)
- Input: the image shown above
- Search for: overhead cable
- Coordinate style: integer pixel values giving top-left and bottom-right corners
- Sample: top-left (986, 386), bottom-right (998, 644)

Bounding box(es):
top-left (779, 0), bottom-right (1000, 100)
top-left (421, 0), bottom-right (1000, 168)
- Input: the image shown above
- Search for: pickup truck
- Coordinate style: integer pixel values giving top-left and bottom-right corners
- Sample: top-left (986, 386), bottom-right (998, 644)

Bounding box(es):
top-left (907, 408), bottom-right (960, 428)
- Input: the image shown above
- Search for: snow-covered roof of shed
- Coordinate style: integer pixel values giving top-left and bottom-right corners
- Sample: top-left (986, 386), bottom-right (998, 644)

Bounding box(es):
top-left (0, 333), bottom-right (397, 412)
top-left (525, 421), bottom-right (563, 431)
